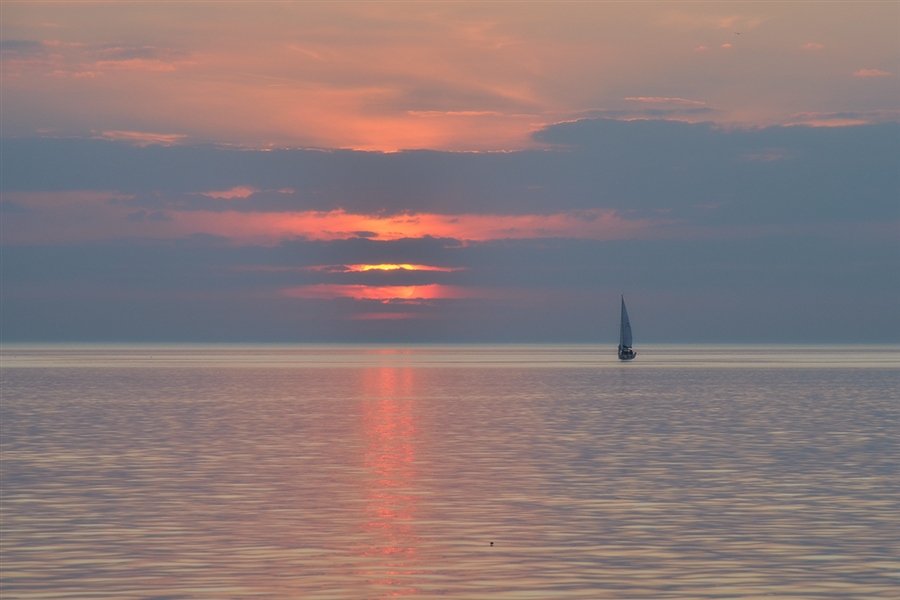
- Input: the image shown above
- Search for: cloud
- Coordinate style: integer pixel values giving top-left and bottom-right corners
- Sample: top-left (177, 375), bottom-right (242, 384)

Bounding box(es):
top-left (3, 120), bottom-right (897, 237)
top-left (656, 11), bottom-right (766, 33)
top-left (0, 40), bottom-right (47, 54)
top-left (95, 45), bottom-right (174, 62)
top-left (0, 39), bottom-right (57, 77)
top-left (736, 148), bottom-right (798, 162)
top-left (0, 200), bottom-right (35, 214)
top-left (624, 97), bottom-right (707, 106)
top-left (200, 186), bottom-right (259, 199)
top-left (854, 69), bottom-right (891, 78)
top-left (126, 210), bottom-right (171, 222)
top-left (98, 131), bottom-right (188, 146)
top-left (2, 3), bottom-right (898, 343)
top-left (1, 39), bottom-right (191, 79)
top-left (342, 263), bottom-right (463, 273)
top-left (787, 111), bottom-right (900, 127)
top-left (94, 59), bottom-right (178, 72)
top-left (281, 283), bottom-right (479, 302)
top-left (4, 228), bottom-right (895, 342)
top-left (802, 42), bottom-right (824, 51)
top-left (158, 208), bottom-right (663, 244)
top-left (4, 4), bottom-right (897, 149)
top-left (349, 312), bottom-right (425, 320)
top-left (230, 263), bottom-right (463, 274)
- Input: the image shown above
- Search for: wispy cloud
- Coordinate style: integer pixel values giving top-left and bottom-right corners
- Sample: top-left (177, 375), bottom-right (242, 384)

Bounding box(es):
top-left (98, 130), bottom-right (187, 146)
top-left (788, 111), bottom-right (899, 127)
top-left (4, 3), bottom-right (895, 149)
top-left (624, 97), bottom-right (707, 106)
top-left (233, 263), bottom-right (464, 273)
top-left (0, 39), bottom-right (46, 54)
top-left (168, 209), bottom-right (662, 244)
top-left (0, 188), bottom-right (666, 245)
top-left (737, 149), bottom-right (799, 162)
top-left (854, 68), bottom-right (891, 78)
top-left (200, 186), bottom-right (259, 199)
top-left (94, 58), bottom-right (178, 72)
top-left (3, 117), bottom-right (897, 342)
top-left (1, 39), bottom-right (192, 78)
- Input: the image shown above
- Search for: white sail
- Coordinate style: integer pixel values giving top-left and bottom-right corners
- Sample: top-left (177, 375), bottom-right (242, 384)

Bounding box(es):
top-left (619, 296), bottom-right (633, 349)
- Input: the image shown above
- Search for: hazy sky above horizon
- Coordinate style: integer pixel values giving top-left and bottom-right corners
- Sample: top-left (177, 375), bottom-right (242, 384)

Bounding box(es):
top-left (2, 1), bottom-right (898, 343)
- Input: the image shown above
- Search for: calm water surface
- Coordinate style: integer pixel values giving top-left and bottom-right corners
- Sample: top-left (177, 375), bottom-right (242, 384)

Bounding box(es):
top-left (2, 345), bottom-right (898, 599)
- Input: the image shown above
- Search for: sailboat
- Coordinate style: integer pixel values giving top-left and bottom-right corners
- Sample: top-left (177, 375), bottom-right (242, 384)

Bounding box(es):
top-left (618, 296), bottom-right (636, 360)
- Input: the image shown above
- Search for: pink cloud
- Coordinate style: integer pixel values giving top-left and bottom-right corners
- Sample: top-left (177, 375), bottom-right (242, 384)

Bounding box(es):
top-left (342, 264), bottom-right (464, 273)
top-left (854, 69), bottom-right (890, 78)
top-left (0, 193), bottom-right (669, 246)
top-left (233, 263), bottom-right (464, 273)
top-left (281, 284), bottom-right (479, 303)
top-left (3, 3), bottom-right (898, 148)
top-left (168, 208), bottom-right (665, 244)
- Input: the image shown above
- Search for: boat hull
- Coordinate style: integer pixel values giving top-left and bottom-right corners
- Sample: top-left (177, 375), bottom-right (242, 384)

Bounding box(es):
top-left (618, 346), bottom-right (636, 361)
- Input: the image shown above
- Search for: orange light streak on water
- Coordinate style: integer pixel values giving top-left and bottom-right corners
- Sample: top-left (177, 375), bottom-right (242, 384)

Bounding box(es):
top-left (359, 366), bottom-right (422, 595)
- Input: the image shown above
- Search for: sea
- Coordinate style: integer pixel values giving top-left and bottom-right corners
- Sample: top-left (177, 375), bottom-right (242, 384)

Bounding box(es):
top-left (1, 344), bottom-right (898, 599)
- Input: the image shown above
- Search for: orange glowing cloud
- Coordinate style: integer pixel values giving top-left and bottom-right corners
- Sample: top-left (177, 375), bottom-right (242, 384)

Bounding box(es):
top-left (231, 263), bottom-right (462, 274)
top-left (4, 3), bottom-right (897, 149)
top-left (344, 264), bottom-right (463, 273)
top-left (98, 130), bottom-right (187, 146)
top-left (0, 191), bottom-right (666, 246)
top-left (170, 209), bottom-right (660, 244)
top-left (281, 284), bottom-right (478, 303)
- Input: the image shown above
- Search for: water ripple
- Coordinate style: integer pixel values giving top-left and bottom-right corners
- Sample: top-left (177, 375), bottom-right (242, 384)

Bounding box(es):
top-left (2, 346), bottom-right (897, 598)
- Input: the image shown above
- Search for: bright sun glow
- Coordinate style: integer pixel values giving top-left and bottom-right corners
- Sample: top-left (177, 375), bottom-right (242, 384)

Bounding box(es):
top-left (345, 264), bottom-right (462, 272)
top-left (0, 193), bottom-right (669, 246)
top-left (281, 284), bottom-right (478, 303)
top-left (169, 209), bottom-right (660, 244)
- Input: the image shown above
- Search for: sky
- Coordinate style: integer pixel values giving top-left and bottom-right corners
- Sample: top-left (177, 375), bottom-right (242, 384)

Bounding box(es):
top-left (1, 1), bottom-right (898, 343)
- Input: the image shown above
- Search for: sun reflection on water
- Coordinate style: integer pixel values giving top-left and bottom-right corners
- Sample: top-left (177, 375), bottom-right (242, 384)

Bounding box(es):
top-left (358, 366), bottom-right (422, 595)
top-left (1, 346), bottom-right (896, 598)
